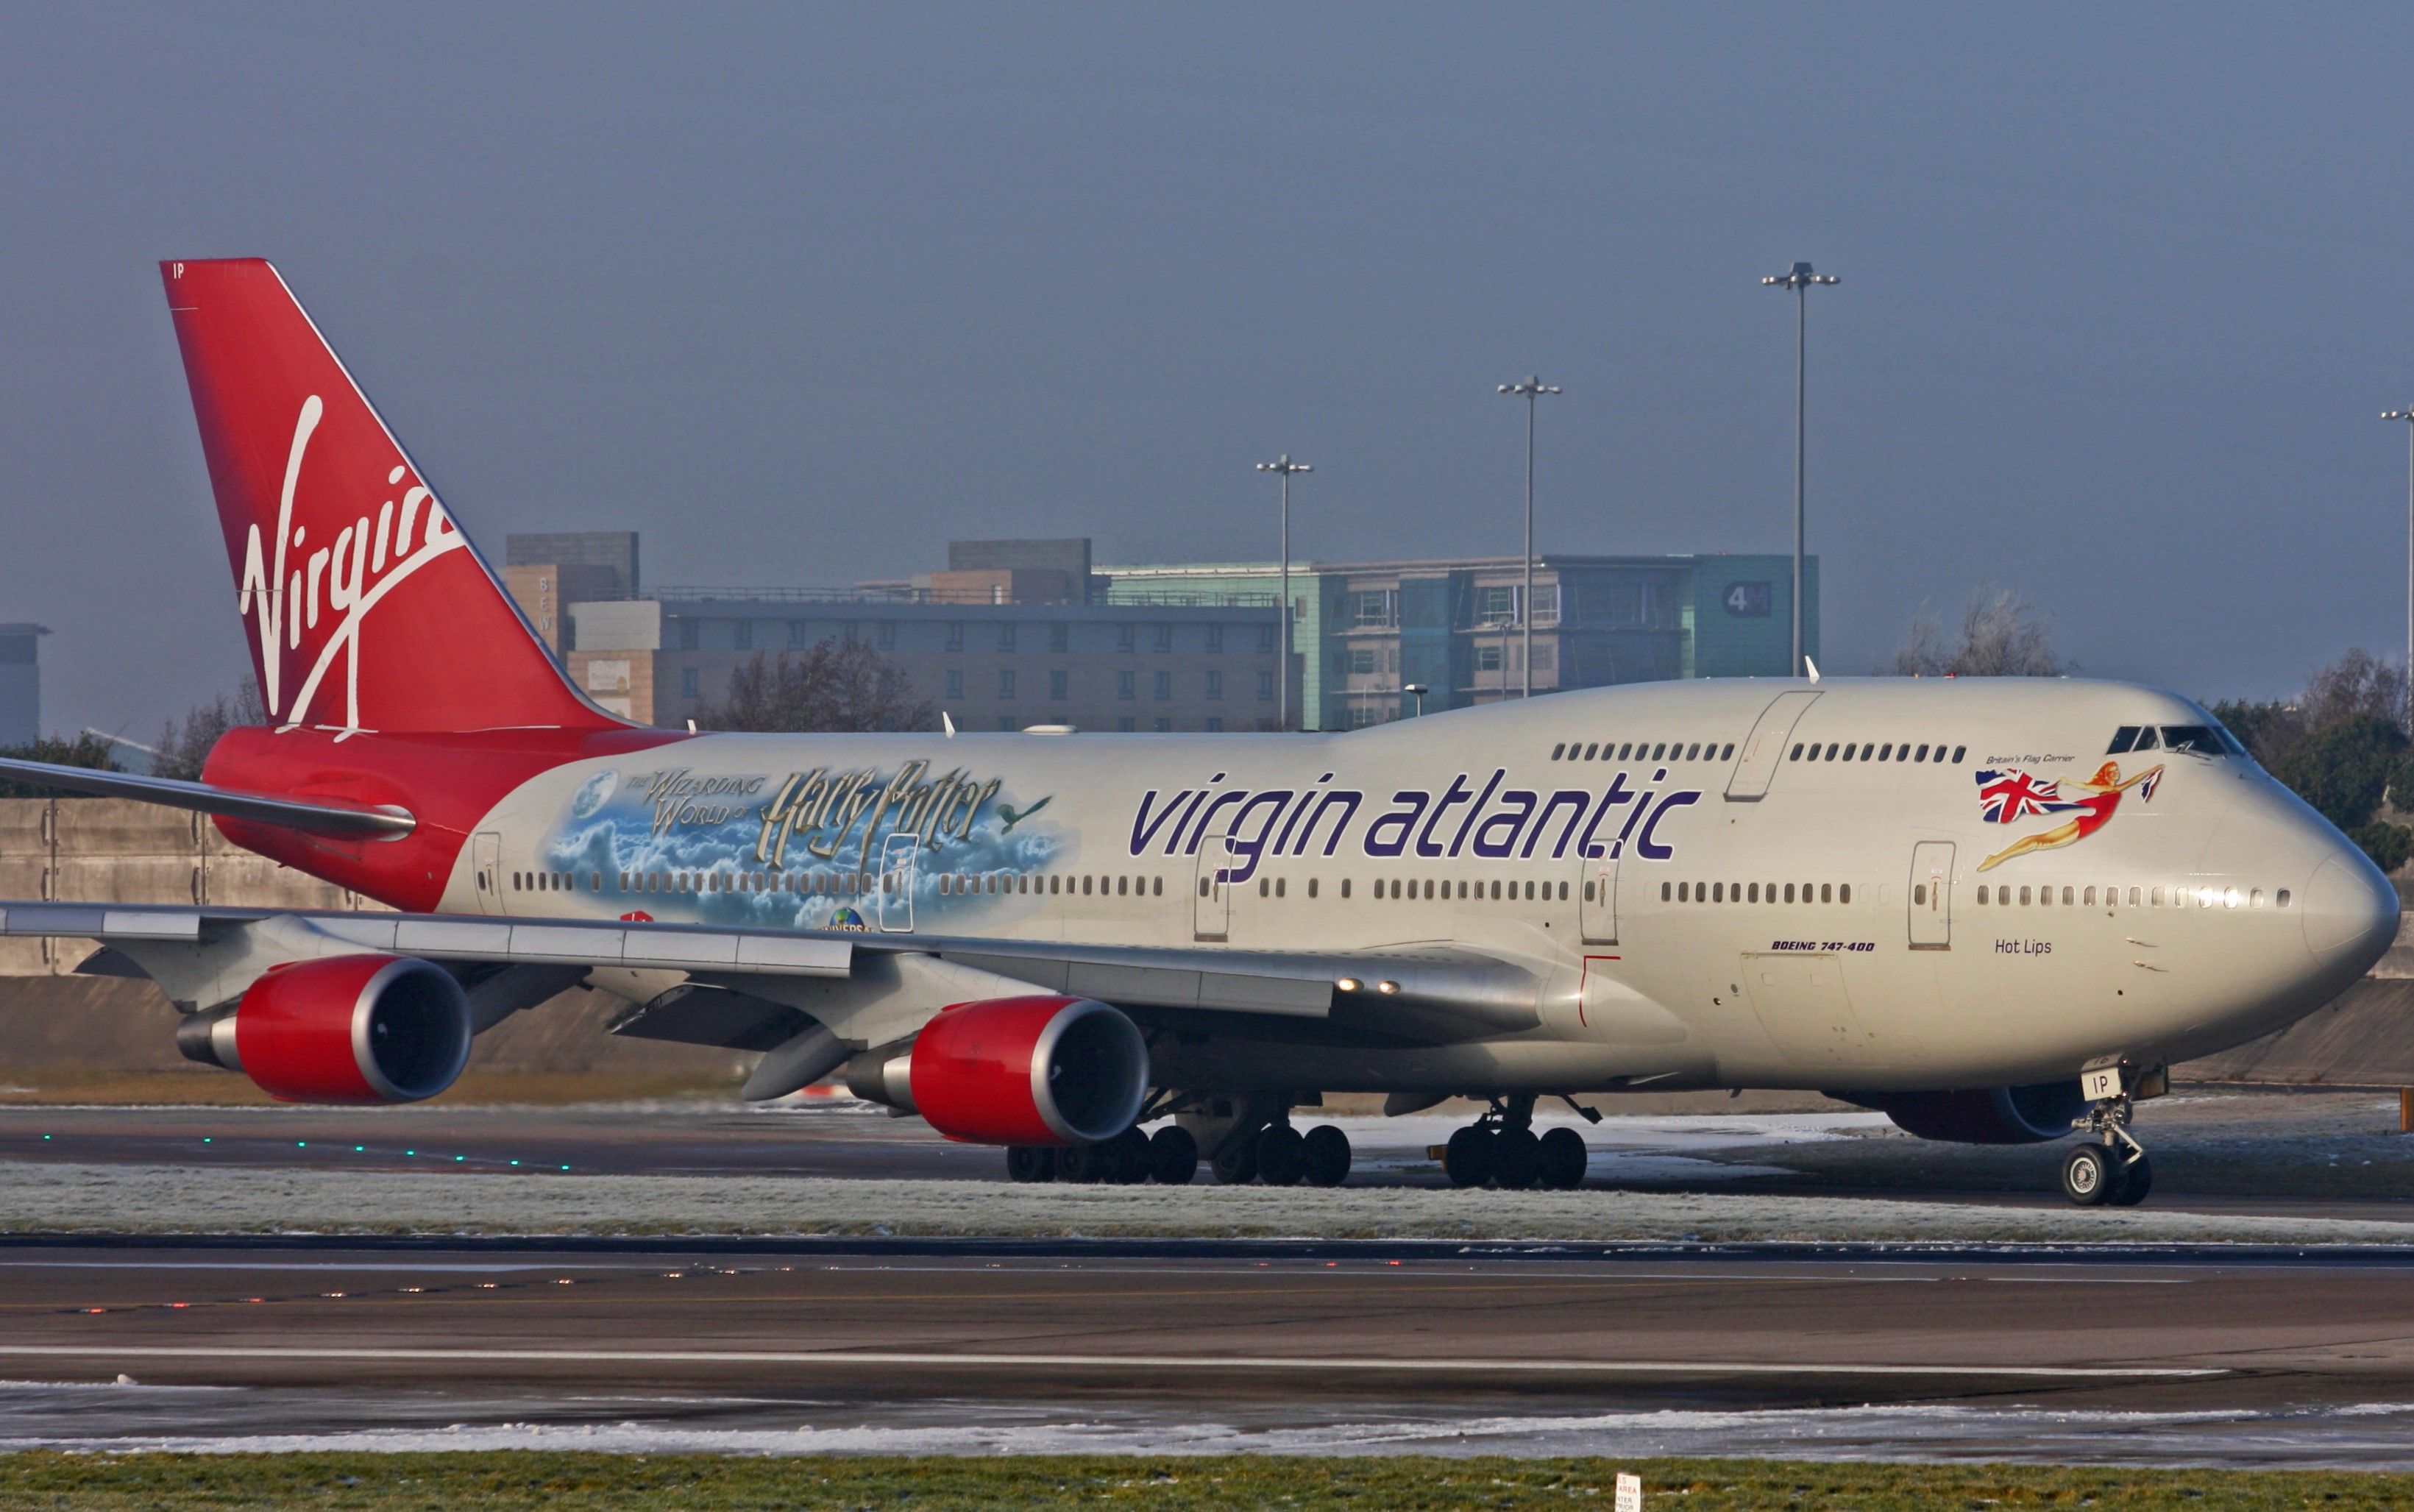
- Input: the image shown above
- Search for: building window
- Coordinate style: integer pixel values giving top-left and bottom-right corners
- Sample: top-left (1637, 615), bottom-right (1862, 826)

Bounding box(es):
top-left (1350, 589), bottom-right (1396, 628)
top-left (1049, 670), bottom-right (1068, 700)
top-left (1205, 717), bottom-right (1224, 731)
top-left (676, 618), bottom-right (700, 650)
top-left (1206, 670), bottom-right (1223, 701)
top-left (1117, 671), bottom-right (1135, 700)
top-left (1154, 671), bottom-right (1172, 700)
top-left (1116, 623), bottom-right (1136, 653)
top-left (733, 620), bottom-right (752, 651)
top-left (679, 667), bottom-right (700, 698)
top-left (1532, 641), bottom-right (1554, 672)
top-left (1206, 624), bottom-right (1224, 653)
top-left (946, 670), bottom-right (964, 699)
top-left (998, 716), bottom-right (1016, 731)
top-left (945, 622), bottom-right (965, 652)
top-left (998, 623), bottom-right (1017, 652)
top-left (1477, 645), bottom-right (1504, 672)
top-left (1257, 670), bottom-right (1274, 702)
top-left (1049, 622), bottom-right (1068, 653)
top-left (1349, 648), bottom-right (1377, 675)
top-left (1477, 586), bottom-right (1517, 625)
top-left (876, 620), bottom-right (895, 650)
top-left (998, 670), bottom-right (1017, 700)
top-left (1154, 624), bottom-right (1174, 653)
top-left (1117, 716), bottom-right (1135, 731)
top-left (1257, 625), bottom-right (1276, 655)
top-left (1154, 717), bottom-right (1172, 732)
top-left (1352, 706), bottom-right (1380, 728)
top-left (1532, 583), bottom-right (1558, 624)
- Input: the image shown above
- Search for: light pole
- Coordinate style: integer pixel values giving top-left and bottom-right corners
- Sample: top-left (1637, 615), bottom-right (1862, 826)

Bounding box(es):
top-left (1257, 455), bottom-right (1312, 732)
top-left (1497, 376), bottom-right (1561, 698)
top-left (1403, 682), bottom-right (1427, 719)
top-left (2387, 407), bottom-right (2414, 734)
top-left (1762, 261), bottom-right (1839, 678)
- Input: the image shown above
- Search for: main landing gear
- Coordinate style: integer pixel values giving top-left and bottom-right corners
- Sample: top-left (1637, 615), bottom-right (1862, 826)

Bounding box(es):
top-left (1213, 1118), bottom-right (1353, 1188)
top-left (1006, 1124), bottom-right (1199, 1185)
top-left (1441, 1095), bottom-right (1588, 1191)
top-left (2059, 1071), bottom-right (2152, 1208)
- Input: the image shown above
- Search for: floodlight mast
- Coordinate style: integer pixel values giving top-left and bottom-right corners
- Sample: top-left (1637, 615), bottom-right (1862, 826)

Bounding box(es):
top-left (1762, 261), bottom-right (1839, 678)
top-left (1257, 455), bottom-right (1313, 731)
top-left (2387, 407), bottom-right (2414, 734)
top-left (1497, 376), bottom-right (1561, 698)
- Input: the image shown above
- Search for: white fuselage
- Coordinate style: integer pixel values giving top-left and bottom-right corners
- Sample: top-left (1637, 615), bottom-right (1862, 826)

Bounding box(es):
top-left (436, 677), bottom-right (2400, 1096)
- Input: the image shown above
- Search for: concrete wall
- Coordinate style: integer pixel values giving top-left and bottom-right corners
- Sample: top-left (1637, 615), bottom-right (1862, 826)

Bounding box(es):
top-left (0, 798), bottom-right (375, 976)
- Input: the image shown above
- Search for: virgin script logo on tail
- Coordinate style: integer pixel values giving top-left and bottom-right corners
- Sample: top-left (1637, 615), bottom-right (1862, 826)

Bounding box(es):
top-left (235, 395), bottom-right (466, 733)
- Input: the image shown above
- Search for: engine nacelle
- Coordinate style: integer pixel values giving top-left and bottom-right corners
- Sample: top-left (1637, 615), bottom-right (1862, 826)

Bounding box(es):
top-left (177, 954), bottom-right (472, 1104)
top-left (849, 995), bottom-right (1149, 1146)
top-left (1850, 1082), bottom-right (2088, 1144)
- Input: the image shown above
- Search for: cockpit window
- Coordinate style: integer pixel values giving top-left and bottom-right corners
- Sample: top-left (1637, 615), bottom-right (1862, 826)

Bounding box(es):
top-left (2107, 725), bottom-right (2140, 754)
top-left (2131, 726), bottom-right (2159, 751)
top-left (2159, 725), bottom-right (2226, 756)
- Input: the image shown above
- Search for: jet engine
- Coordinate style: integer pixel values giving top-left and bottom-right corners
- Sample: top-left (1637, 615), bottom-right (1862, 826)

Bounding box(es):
top-left (1845, 1082), bottom-right (2088, 1144)
top-left (176, 954), bottom-right (472, 1104)
top-left (848, 995), bottom-right (1149, 1146)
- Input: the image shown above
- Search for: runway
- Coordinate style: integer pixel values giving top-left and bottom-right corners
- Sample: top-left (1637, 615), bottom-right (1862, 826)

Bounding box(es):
top-left (3, 1237), bottom-right (2414, 1466)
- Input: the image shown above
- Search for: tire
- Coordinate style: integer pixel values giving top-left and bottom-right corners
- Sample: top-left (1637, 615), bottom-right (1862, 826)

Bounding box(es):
top-left (1443, 1125), bottom-right (1493, 1188)
top-left (1211, 1135), bottom-right (1260, 1185)
top-left (1148, 1125), bottom-right (1201, 1186)
top-left (1492, 1128), bottom-right (1542, 1190)
top-left (1536, 1127), bottom-right (1588, 1190)
top-left (1005, 1146), bottom-right (1056, 1184)
top-left (1255, 1124), bottom-right (1308, 1187)
top-left (1301, 1124), bottom-right (1352, 1188)
top-left (1056, 1143), bottom-right (1107, 1184)
top-left (2060, 1142), bottom-right (2115, 1206)
top-left (2108, 1151), bottom-right (2153, 1207)
top-left (1101, 1126), bottom-right (1149, 1185)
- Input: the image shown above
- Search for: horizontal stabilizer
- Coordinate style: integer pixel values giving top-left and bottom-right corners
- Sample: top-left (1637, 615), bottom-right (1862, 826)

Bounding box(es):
top-left (0, 756), bottom-right (414, 840)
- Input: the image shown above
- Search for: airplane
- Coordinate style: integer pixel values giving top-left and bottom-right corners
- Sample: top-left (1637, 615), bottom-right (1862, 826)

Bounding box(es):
top-left (0, 258), bottom-right (2397, 1208)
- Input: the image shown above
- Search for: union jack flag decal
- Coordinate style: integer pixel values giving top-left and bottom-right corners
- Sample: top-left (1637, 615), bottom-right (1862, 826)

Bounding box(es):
top-left (1975, 768), bottom-right (2082, 825)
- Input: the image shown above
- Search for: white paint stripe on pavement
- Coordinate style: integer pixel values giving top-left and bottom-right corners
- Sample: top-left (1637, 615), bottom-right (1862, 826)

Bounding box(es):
top-left (0, 1345), bottom-right (2217, 1379)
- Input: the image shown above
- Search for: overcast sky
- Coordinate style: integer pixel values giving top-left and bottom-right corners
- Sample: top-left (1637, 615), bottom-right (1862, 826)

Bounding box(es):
top-left (7, 4), bottom-right (2414, 737)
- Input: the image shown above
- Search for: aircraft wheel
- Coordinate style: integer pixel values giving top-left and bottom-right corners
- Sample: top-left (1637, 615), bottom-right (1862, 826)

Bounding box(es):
top-left (1442, 1126), bottom-right (1493, 1188)
top-left (1056, 1143), bottom-right (1107, 1184)
top-left (1211, 1135), bottom-right (1260, 1185)
top-left (1255, 1124), bottom-right (1307, 1187)
top-left (1005, 1146), bottom-right (1056, 1184)
top-left (1301, 1124), bottom-right (1352, 1188)
top-left (2059, 1142), bottom-right (2115, 1206)
top-left (1148, 1125), bottom-right (1201, 1185)
top-left (1536, 1127), bottom-right (1588, 1190)
top-left (1104, 1126), bottom-right (1153, 1185)
top-left (2107, 1151), bottom-right (2153, 1207)
top-left (1491, 1128), bottom-right (1542, 1190)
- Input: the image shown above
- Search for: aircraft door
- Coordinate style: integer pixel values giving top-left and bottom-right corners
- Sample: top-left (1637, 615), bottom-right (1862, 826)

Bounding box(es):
top-left (1193, 830), bottom-right (1233, 943)
top-left (878, 833), bottom-right (917, 932)
top-left (1909, 841), bottom-right (1953, 950)
top-left (1725, 689), bottom-right (1822, 801)
top-left (472, 832), bottom-right (502, 915)
top-left (1578, 851), bottom-right (1618, 945)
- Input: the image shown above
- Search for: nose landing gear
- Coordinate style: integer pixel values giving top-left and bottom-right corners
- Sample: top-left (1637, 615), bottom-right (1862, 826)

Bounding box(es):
top-left (2060, 1071), bottom-right (2152, 1207)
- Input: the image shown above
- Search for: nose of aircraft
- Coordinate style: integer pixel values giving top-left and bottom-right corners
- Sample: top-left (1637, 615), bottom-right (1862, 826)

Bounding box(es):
top-left (2301, 847), bottom-right (2401, 977)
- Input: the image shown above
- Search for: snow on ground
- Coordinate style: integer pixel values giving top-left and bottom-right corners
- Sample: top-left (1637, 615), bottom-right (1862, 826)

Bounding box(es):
top-left (10, 1157), bottom-right (2414, 1245)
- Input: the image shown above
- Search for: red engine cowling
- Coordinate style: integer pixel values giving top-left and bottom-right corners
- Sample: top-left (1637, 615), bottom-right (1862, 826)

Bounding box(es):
top-left (176, 954), bottom-right (472, 1104)
top-left (878, 996), bottom-right (1149, 1146)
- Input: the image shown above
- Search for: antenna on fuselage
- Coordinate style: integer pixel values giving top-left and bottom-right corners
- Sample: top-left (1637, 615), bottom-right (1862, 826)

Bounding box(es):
top-left (1804, 657), bottom-right (1822, 684)
top-left (942, 711), bottom-right (956, 738)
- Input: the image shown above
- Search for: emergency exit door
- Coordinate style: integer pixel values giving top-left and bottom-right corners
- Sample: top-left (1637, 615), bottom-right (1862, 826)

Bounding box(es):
top-left (1908, 841), bottom-right (1953, 950)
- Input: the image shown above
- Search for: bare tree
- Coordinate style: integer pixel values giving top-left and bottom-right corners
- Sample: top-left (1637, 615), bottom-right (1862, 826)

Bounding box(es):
top-left (2298, 647), bottom-right (2404, 734)
top-left (1891, 586), bottom-right (2065, 677)
top-left (152, 684), bottom-right (268, 781)
top-left (703, 641), bottom-right (934, 733)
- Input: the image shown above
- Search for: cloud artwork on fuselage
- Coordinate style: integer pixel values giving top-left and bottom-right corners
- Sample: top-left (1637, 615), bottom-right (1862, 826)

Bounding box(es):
top-left (542, 761), bottom-right (1068, 929)
top-left (1975, 761), bottom-right (2164, 873)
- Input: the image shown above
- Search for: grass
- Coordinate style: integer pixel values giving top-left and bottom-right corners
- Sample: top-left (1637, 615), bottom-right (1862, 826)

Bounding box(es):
top-left (0, 1453), bottom-right (2407, 1509)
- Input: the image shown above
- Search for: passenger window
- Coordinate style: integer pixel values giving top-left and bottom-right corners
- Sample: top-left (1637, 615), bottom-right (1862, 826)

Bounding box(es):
top-left (2108, 726), bottom-right (2140, 754)
top-left (2278, 889), bottom-right (2292, 908)
top-left (1784, 883), bottom-right (1796, 903)
top-left (1840, 744), bottom-right (1856, 762)
top-left (1584, 742), bottom-right (1600, 759)
top-left (1686, 742), bottom-right (1701, 760)
top-left (1552, 742), bottom-right (1566, 759)
top-left (1722, 743), bottom-right (1736, 759)
top-left (1950, 745), bottom-right (1966, 762)
top-left (1977, 884), bottom-right (1989, 904)
top-left (2250, 888), bottom-right (2262, 908)
top-left (1662, 881), bottom-right (1673, 901)
top-left (1839, 884), bottom-right (1850, 903)
top-left (1712, 883), bottom-right (1723, 902)
top-left (1277, 878), bottom-right (1288, 898)
top-left (1651, 742), bottom-right (1667, 760)
top-left (1678, 881), bottom-right (1690, 902)
top-left (2150, 887), bottom-right (2162, 906)
top-left (1914, 883), bottom-right (1927, 905)
top-left (1583, 881), bottom-right (1595, 901)
top-left (1791, 743), bottom-right (1805, 760)
top-left (1914, 744), bottom-right (1929, 761)
top-left (1749, 883), bottom-right (1760, 902)
top-left (2128, 886), bottom-right (2140, 906)
top-left (1619, 742), bottom-right (1634, 759)
top-left (2083, 887), bottom-right (2095, 906)
top-left (1820, 884), bottom-right (1832, 904)
top-left (2062, 887), bottom-right (2074, 905)
top-left (1825, 743), bottom-right (1841, 759)
top-left (2020, 887), bottom-right (2032, 904)
top-left (1877, 744), bottom-right (1892, 762)
top-left (1341, 879), bottom-right (1352, 898)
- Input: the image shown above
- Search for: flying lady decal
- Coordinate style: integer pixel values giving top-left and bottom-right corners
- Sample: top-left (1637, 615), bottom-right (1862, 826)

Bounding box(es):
top-left (1975, 761), bottom-right (2163, 871)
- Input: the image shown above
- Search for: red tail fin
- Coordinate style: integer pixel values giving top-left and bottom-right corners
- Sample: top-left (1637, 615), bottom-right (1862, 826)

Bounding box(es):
top-left (160, 258), bottom-right (617, 734)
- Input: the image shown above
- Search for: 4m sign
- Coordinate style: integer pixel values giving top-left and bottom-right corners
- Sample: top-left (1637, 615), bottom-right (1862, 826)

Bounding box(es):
top-left (1722, 581), bottom-right (1772, 617)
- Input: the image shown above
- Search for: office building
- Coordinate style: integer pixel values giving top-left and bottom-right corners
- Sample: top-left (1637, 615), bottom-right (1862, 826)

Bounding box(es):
top-left (0, 624), bottom-right (46, 746)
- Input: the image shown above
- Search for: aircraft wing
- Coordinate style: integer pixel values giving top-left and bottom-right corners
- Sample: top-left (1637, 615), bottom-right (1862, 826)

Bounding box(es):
top-left (0, 901), bottom-right (1542, 1054)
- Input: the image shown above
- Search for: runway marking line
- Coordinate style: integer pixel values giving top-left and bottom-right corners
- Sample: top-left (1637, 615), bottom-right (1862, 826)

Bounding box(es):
top-left (0, 1344), bottom-right (2218, 1380)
